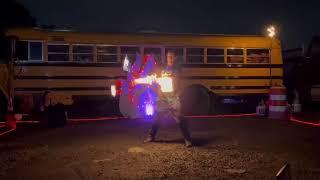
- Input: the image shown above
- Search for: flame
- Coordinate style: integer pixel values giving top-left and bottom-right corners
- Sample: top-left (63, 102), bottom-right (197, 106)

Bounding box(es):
top-left (156, 77), bottom-right (173, 93)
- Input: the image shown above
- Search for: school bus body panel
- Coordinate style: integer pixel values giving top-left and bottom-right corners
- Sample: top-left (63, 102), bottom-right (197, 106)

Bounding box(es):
top-left (14, 66), bottom-right (125, 77)
top-left (7, 28), bottom-right (281, 48)
top-left (13, 65), bottom-right (125, 97)
top-left (181, 67), bottom-right (282, 77)
top-left (14, 79), bottom-right (118, 88)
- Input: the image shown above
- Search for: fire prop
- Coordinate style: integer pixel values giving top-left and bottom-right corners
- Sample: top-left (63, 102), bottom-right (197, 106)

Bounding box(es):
top-left (134, 72), bottom-right (173, 93)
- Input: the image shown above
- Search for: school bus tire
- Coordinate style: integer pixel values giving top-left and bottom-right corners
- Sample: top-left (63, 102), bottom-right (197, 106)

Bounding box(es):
top-left (180, 84), bottom-right (211, 115)
top-left (47, 103), bottom-right (67, 128)
top-left (209, 92), bottom-right (217, 114)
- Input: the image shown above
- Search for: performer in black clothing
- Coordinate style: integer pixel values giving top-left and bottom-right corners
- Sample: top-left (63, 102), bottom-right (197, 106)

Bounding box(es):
top-left (144, 51), bottom-right (192, 147)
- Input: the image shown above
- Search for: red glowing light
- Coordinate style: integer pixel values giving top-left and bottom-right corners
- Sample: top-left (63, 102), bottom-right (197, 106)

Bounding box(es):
top-left (185, 113), bottom-right (256, 118)
top-left (290, 116), bottom-right (320, 127)
top-left (17, 120), bottom-right (40, 124)
top-left (67, 116), bottom-right (125, 122)
top-left (63, 113), bottom-right (258, 123)
top-left (0, 128), bottom-right (16, 137)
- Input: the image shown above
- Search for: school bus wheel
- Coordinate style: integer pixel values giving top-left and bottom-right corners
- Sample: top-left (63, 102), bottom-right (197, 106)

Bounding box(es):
top-left (209, 92), bottom-right (217, 113)
top-left (180, 84), bottom-right (211, 115)
top-left (47, 103), bottom-right (67, 128)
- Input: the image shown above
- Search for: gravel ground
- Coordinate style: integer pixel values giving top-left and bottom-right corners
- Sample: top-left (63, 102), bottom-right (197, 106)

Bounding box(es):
top-left (0, 117), bottom-right (320, 179)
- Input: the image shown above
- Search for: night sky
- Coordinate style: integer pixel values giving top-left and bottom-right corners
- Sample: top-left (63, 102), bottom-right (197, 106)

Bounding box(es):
top-left (16, 0), bottom-right (320, 49)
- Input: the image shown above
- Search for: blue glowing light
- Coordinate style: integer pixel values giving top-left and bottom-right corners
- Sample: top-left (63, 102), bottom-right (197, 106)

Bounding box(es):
top-left (145, 103), bottom-right (154, 116)
top-left (120, 54), bottom-right (159, 119)
top-left (137, 86), bottom-right (157, 119)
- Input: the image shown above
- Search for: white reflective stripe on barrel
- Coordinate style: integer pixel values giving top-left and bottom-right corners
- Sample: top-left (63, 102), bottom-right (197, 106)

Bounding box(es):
top-left (270, 95), bottom-right (287, 101)
top-left (269, 105), bottom-right (287, 112)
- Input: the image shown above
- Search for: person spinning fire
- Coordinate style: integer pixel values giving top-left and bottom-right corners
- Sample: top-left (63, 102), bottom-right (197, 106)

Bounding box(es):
top-left (143, 51), bottom-right (192, 147)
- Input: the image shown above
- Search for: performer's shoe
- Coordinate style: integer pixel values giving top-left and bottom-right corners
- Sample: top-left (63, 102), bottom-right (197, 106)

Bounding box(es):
top-left (185, 139), bottom-right (192, 147)
top-left (143, 135), bottom-right (155, 143)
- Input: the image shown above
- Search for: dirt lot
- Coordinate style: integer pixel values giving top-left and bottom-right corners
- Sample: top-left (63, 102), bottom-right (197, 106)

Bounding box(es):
top-left (0, 116), bottom-right (320, 179)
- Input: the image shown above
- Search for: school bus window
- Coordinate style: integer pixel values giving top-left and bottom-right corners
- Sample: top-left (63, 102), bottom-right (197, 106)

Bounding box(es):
top-left (16, 41), bottom-right (43, 61)
top-left (247, 49), bottom-right (269, 64)
top-left (227, 48), bottom-right (243, 64)
top-left (186, 48), bottom-right (204, 63)
top-left (97, 46), bottom-right (117, 63)
top-left (144, 47), bottom-right (161, 63)
top-left (16, 41), bottom-right (28, 61)
top-left (73, 45), bottom-right (93, 62)
top-left (29, 42), bottom-right (43, 61)
top-left (207, 48), bottom-right (224, 64)
top-left (120, 46), bottom-right (140, 63)
top-left (48, 44), bottom-right (69, 61)
top-left (165, 48), bottom-right (183, 64)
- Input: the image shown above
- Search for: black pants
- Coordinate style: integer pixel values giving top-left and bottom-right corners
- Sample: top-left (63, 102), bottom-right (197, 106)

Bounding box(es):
top-left (149, 111), bottom-right (191, 141)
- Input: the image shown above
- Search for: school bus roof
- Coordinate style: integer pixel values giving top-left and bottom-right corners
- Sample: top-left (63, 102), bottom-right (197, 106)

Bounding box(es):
top-left (6, 27), bottom-right (281, 48)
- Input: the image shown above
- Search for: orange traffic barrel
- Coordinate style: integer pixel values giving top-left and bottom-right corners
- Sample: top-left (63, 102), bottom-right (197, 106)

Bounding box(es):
top-left (269, 86), bottom-right (289, 120)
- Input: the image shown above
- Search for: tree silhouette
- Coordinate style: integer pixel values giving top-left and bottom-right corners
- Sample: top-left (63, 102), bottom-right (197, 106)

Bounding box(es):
top-left (0, 0), bottom-right (36, 32)
top-left (0, 0), bottom-right (36, 61)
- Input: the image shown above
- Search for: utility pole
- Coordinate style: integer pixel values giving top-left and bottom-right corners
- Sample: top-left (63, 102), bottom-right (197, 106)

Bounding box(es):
top-left (7, 37), bottom-right (17, 111)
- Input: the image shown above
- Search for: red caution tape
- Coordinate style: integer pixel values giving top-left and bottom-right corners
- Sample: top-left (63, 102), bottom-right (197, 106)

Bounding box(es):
top-left (16, 120), bottom-right (40, 124)
top-left (290, 116), bottom-right (320, 127)
top-left (67, 116), bottom-right (125, 122)
top-left (185, 113), bottom-right (256, 118)
top-left (0, 128), bottom-right (16, 137)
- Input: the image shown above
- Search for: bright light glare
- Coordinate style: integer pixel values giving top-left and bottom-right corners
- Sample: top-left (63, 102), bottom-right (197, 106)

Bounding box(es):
top-left (135, 74), bottom-right (173, 93)
top-left (123, 55), bottom-right (130, 72)
top-left (14, 114), bottom-right (23, 121)
top-left (156, 77), bottom-right (173, 92)
top-left (111, 85), bottom-right (116, 97)
top-left (134, 74), bottom-right (157, 85)
top-left (267, 26), bottom-right (276, 38)
top-left (145, 104), bottom-right (154, 116)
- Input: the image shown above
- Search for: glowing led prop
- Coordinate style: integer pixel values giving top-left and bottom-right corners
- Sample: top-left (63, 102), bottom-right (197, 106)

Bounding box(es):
top-left (123, 55), bottom-right (130, 72)
top-left (134, 73), bottom-right (173, 93)
top-left (111, 85), bottom-right (117, 97)
top-left (134, 74), bottom-right (157, 85)
top-left (145, 103), bottom-right (154, 116)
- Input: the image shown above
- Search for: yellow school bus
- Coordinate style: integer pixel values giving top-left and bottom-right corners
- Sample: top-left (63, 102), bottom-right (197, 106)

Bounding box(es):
top-left (1, 27), bottom-right (283, 117)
